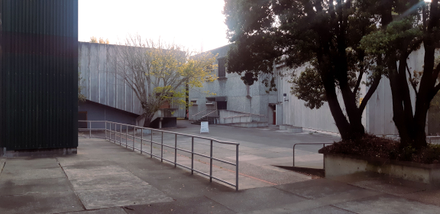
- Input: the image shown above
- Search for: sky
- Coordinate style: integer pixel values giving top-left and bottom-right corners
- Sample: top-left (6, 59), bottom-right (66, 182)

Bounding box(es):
top-left (78, 0), bottom-right (230, 52)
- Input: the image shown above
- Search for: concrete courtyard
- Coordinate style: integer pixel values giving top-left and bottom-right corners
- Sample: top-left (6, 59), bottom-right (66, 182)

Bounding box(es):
top-left (1, 121), bottom-right (440, 213)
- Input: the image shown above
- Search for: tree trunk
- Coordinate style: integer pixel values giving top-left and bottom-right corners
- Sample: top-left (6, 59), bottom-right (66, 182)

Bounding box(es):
top-left (142, 114), bottom-right (153, 128)
top-left (321, 71), bottom-right (365, 141)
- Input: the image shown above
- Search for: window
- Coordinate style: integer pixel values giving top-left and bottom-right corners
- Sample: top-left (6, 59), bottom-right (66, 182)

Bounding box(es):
top-left (218, 57), bottom-right (226, 78)
top-left (190, 99), bottom-right (198, 106)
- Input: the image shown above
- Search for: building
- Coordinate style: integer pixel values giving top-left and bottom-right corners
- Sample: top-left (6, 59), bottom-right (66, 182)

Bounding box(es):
top-left (188, 45), bottom-right (278, 126)
top-left (190, 44), bottom-right (440, 136)
top-left (78, 42), bottom-right (185, 129)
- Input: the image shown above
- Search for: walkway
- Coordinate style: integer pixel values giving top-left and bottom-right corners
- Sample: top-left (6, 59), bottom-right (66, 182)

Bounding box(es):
top-left (1, 136), bottom-right (440, 213)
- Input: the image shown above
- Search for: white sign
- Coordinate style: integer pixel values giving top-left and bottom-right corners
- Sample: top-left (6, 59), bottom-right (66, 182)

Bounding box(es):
top-left (200, 121), bottom-right (209, 133)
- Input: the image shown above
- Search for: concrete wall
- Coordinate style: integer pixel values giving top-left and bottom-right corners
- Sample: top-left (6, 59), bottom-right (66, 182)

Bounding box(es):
top-left (78, 100), bottom-right (138, 129)
top-left (189, 45), bottom-right (276, 122)
top-left (276, 65), bottom-right (340, 133)
top-left (78, 42), bottom-right (186, 119)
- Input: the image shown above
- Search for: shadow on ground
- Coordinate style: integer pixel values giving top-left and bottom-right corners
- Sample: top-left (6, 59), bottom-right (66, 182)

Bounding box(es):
top-left (274, 165), bottom-right (325, 178)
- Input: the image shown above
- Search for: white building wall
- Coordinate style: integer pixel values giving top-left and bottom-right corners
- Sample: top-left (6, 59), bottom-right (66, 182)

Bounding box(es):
top-left (276, 66), bottom-right (339, 133)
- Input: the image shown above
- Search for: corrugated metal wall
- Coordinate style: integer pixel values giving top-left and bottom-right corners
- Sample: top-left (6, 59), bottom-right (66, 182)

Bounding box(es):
top-left (0, 0), bottom-right (78, 150)
top-left (78, 42), bottom-right (187, 119)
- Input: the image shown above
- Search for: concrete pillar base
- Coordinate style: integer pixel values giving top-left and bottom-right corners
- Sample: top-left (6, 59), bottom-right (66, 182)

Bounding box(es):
top-left (1, 148), bottom-right (77, 157)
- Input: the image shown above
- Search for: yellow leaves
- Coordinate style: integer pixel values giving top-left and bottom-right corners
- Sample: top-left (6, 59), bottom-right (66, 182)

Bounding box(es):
top-left (90, 36), bottom-right (110, 44)
top-left (90, 36), bottom-right (97, 43)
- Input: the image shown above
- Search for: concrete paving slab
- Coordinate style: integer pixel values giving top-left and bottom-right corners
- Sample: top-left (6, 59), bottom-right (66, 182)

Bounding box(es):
top-left (332, 172), bottom-right (429, 196)
top-left (0, 168), bottom-right (65, 180)
top-left (246, 188), bottom-right (381, 214)
top-left (131, 167), bottom-right (234, 199)
top-left (238, 161), bottom-right (310, 186)
top-left (0, 191), bottom-right (84, 214)
top-left (292, 205), bottom-right (356, 214)
top-left (62, 165), bottom-right (132, 180)
top-left (334, 195), bottom-right (440, 214)
top-left (1, 158), bottom-right (60, 169)
top-left (56, 158), bottom-right (114, 168)
top-left (68, 172), bottom-right (148, 190)
top-left (400, 188), bottom-right (440, 206)
top-left (274, 179), bottom-right (360, 199)
top-left (63, 207), bottom-right (127, 214)
top-left (0, 177), bottom-right (73, 196)
top-left (123, 196), bottom-right (235, 214)
top-left (205, 186), bottom-right (306, 212)
top-left (76, 185), bottom-right (173, 210)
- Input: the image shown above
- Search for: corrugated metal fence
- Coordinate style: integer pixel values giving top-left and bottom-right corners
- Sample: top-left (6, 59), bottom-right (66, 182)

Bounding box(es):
top-left (0, 0), bottom-right (78, 150)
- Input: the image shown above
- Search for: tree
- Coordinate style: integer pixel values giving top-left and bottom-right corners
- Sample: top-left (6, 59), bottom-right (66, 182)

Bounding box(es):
top-left (224, 0), bottom-right (382, 140)
top-left (78, 72), bottom-right (86, 102)
top-left (361, 0), bottom-right (440, 150)
top-left (114, 35), bottom-right (217, 127)
top-left (90, 36), bottom-right (110, 44)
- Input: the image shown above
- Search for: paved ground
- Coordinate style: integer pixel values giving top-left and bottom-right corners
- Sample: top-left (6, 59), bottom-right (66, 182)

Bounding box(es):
top-left (99, 120), bottom-right (340, 189)
top-left (1, 121), bottom-right (440, 213)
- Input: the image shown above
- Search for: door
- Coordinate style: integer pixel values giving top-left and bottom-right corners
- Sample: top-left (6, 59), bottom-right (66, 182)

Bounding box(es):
top-left (217, 101), bottom-right (227, 110)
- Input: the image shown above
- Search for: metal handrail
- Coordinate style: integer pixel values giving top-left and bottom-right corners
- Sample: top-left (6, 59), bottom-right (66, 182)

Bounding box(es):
top-left (199, 110), bottom-right (218, 120)
top-left (192, 109), bottom-right (218, 121)
top-left (223, 114), bottom-right (252, 119)
top-left (220, 109), bottom-right (265, 117)
top-left (292, 143), bottom-right (333, 169)
top-left (192, 109), bottom-right (215, 118)
top-left (78, 120), bottom-right (239, 191)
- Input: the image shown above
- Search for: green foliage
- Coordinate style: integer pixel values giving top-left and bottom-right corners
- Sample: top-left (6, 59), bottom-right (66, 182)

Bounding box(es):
top-left (289, 67), bottom-right (326, 109)
top-left (360, 18), bottom-right (423, 56)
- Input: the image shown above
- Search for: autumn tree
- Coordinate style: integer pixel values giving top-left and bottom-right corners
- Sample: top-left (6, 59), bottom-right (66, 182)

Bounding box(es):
top-left (224, 0), bottom-right (382, 140)
top-left (90, 36), bottom-right (110, 44)
top-left (360, 0), bottom-right (440, 150)
top-left (114, 35), bottom-right (217, 127)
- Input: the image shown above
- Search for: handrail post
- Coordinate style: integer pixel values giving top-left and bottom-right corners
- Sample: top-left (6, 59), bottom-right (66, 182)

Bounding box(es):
top-left (210, 140), bottom-right (213, 182)
top-left (323, 143), bottom-right (326, 169)
top-left (119, 124), bottom-right (122, 145)
top-left (111, 123), bottom-right (113, 142)
top-left (174, 134), bottom-right (177, 167)
top-left (126, 126), bottom-right (128, 148)
top-left (132, 127), bottom-right (135, 151)
top-left (161, 132), bottom-right (164, 162)
top-left (150, 130), bottom-right (153, 158)
top-left (236, 144), bottom-right (239, 191)
top-left (89, 121), bottom-right (91, 138)
top-left (112, 123), bottom-right (115, 142)
top-left (293, 144), bottom-right (296, 167)
top-left (140, 128), bottom-right (143, 154)
top-left (191, 137), bottom-right (194, 175)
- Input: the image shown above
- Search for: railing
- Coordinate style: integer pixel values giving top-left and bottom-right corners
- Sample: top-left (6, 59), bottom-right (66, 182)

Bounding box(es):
top-left (220, 110), bottom-right (267, 124)
top-left (192, 109), bottom-right (218, 121)
top-left (78, 120), bottom-right (240, 191)
top-left (292, 143), bottom-right (333, 169)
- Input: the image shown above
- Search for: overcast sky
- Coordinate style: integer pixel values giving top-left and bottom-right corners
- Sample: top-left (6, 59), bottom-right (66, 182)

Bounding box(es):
top-left (78, 0), bottom-right (230, 52)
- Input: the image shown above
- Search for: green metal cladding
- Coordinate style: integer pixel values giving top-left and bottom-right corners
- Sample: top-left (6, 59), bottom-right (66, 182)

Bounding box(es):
top-left (0, 0), bottom-right (78, 150)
